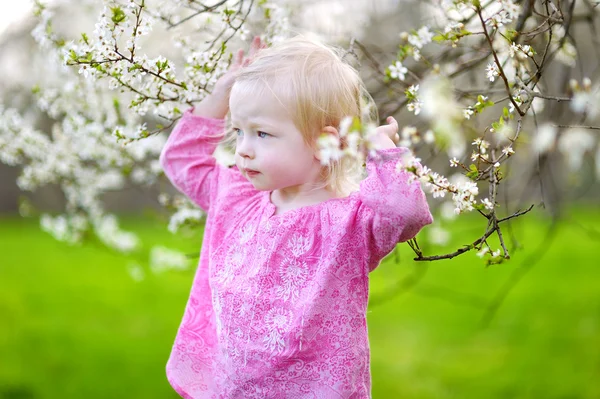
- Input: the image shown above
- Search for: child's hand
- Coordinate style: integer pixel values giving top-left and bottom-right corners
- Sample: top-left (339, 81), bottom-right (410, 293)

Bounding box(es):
top-left (192, 36), bottom-right (265, 119)
top-left (371, 116), bottom-right (399, 150)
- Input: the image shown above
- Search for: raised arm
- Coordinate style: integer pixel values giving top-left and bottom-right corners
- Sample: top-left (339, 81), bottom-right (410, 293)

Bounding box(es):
top-left (159, 37), bottom-right (264, 211)
top-left (159, 111), bottom-right (226, 211)
top-left (358, 118), bottom-right (433, 271)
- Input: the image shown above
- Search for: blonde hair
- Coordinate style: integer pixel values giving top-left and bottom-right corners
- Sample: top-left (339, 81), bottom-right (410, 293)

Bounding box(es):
top-left (228, 35), bottom-right (376, 196)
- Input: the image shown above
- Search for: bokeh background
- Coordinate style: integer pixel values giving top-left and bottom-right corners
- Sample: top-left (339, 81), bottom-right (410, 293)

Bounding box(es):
top-left (1, 1), bottom-right (599, 398)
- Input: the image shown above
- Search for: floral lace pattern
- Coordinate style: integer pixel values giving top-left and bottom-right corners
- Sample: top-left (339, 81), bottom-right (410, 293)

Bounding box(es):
top-left (160, 110), bottom-right (433, 398)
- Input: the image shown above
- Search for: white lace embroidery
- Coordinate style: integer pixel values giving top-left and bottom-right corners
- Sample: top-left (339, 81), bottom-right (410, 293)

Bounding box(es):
top-left (276, 258), bottom-right (308, 302)
top-left (263, 307), bottom-right (293, 354)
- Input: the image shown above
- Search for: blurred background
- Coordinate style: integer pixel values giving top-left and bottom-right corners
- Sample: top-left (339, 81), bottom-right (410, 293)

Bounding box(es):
top-left (1, 0), bottom-right (599, 398)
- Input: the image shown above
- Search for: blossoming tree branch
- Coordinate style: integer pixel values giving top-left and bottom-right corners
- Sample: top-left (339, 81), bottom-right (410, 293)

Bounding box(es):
top-left (0, 0), bottom-right (598, 271)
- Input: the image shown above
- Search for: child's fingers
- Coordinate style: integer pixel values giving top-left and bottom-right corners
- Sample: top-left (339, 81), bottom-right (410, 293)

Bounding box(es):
top-left (384, 116), bottom-right (399, 143)
top-left (386, 116), bottom-right (398, 130)
top-left (234, 49), bottom-right (245, 67)
top-left (248, 36), bottom-right (262, 58)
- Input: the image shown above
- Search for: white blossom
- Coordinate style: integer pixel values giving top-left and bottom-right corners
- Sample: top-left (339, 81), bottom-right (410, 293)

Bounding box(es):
top-left (150, 246), bottom-right (190, 273)
top-left (532, 124), bottom-right (557, 154)
top-left (486, 62), bottom-right (499, 82)
top-left (558, 128), bottom-right (596, 171)
top-left (317, 134), bottom-right (343, 165)
top-left (407, 100), bottom-right (422, 115)
top-left (408, 26), bottom-right (434, 49)
top-left (423, 130), bottom-right (435, 144)
top-left (502, 146), bottom-right (515, 156)
top-left (428, 226), bottom-right (450, 246)
top-left (389, 61), bottom-right (408, 81)
top-left (481, 197), bottom-right (494, 210)
top-left (476, 247), bottom-right (489, 258)
top-left (168, 207), bottom-right (204, 233)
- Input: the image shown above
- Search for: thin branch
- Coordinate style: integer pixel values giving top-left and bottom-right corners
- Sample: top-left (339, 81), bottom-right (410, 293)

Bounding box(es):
top-left (413, 204), bottom-right (535, 262)
top-left (476, 6), bottom-right (524, 115)
top-left (553, 124), bottom-right (600, 130)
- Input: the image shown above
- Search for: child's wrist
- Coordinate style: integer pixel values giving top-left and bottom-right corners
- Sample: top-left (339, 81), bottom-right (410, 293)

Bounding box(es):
top-left (372, 135), bottom-right (397, 150)
top-left (192, 93), bottom-right (229, 119)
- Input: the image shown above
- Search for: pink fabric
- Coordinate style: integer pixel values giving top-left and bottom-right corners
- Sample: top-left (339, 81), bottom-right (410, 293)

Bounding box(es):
top-left (160, 109), bottom-right (433, 398)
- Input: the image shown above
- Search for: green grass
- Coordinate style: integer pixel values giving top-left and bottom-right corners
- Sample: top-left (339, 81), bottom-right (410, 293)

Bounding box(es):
top-left (1, 206), bottom-right (599, 398)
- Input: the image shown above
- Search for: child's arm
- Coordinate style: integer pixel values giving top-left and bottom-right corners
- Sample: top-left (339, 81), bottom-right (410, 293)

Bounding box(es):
top-left (358, 117), bottom-right (434, 271)
top-left (159, 110), bottom-right (226, 211)
top-left (159, 37), bottom-right (263, 211)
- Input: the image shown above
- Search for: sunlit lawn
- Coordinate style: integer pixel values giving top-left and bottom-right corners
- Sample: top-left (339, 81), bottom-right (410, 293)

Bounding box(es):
top-left (1, 205), bottom-right (599, 398)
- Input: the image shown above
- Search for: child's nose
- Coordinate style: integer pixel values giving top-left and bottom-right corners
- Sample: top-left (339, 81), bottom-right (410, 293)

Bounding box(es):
top-left (236, 137), bottom-right (255, 159)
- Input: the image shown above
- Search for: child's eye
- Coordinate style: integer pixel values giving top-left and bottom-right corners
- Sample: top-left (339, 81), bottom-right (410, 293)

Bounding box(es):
top-left (233, 128), bottom-right (243, 136)
top-left (257, 131), bottom-right (270, 138)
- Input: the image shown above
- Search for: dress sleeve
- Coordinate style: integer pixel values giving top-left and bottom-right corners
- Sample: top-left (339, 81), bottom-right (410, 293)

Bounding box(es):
top-left (358, 147), bottom-right (433, 271)
top-left (159, 108), bottom-right (227, 211)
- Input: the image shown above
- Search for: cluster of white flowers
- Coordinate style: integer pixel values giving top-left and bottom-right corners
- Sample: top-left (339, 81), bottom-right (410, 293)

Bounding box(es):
top-left (95, 214), bottom-right (141, 252)
top-left (40, 213), bottom-right (88, 244)
top-left (397, 153), bottom-right (482, 214)
top-left (471, 137), bottom-right (491, 162)
top-left (558, 128), bottom-right (597, 172)
top-left (317, 133), bottom-right (344, 165)
top-left (508, 42), bottom-right (534, 60)
top-left (570, 78), bottom-right (600, 119)
top-left (406, 26), bottom-right (434, 60)
top-left (531, 124), bottom-right (557, 155)
top-left (317, 116), bottom-right (382, 166)
top-left (476, 246), bottom-right (502, 259)
top-left (405, 84), bottom-right (422, 115)
top-left (398, 126), bottom-right (418, 148)
top-left (1, 0), bottom-right (281, 267)
top-left (420, 76), bottom-right (465, 158)
top-left (485, 0), bottom-right (521, 27)
top-left (150, 246), bottom-right (190, 273)
top-left (167, 207), bottom-right (204, 234)
top-left (550, 25), bottom-right (577, 67)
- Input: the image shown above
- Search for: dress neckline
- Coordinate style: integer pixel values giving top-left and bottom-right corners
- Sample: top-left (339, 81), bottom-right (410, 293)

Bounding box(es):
top-left (264, 190), bottom-right (355, 219)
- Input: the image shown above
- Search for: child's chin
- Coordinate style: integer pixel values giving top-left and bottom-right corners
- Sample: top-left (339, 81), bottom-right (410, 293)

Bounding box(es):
top-left (247, 180), bottom-right (270, 191)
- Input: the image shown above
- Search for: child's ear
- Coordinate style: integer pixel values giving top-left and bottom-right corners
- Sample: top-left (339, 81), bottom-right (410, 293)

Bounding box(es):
top-left (313, 126), bottom-right (339, 161)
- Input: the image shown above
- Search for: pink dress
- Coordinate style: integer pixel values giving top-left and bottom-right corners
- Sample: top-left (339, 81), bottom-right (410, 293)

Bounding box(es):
top-left (160, 109), bottom-right (433, 398)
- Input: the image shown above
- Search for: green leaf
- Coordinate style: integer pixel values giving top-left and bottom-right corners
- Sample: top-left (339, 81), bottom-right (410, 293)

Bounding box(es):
top-left (111, 6), bottom-right (127, 24)
top-left (466, 164), bottom-right (479, 179)
top-left (433, 34), bottom-right (447, 43)
top-left (505, 29), bottom-right (518, 42)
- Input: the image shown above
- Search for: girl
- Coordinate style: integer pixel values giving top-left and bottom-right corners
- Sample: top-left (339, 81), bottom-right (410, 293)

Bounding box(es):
top-left (160, 36), bottom-right (433, 398)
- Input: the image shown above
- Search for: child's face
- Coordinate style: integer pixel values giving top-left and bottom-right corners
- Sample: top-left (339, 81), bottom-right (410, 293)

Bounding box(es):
top-left (230, 83), bottom-right (322, 193)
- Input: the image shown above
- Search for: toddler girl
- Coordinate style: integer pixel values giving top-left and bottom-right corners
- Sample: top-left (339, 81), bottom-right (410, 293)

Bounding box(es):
top-left (160, 35), bottom-right (433, 398)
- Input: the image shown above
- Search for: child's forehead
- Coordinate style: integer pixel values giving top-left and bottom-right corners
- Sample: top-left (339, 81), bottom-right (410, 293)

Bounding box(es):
top-left (231, 82), bottom-right (291, 112)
